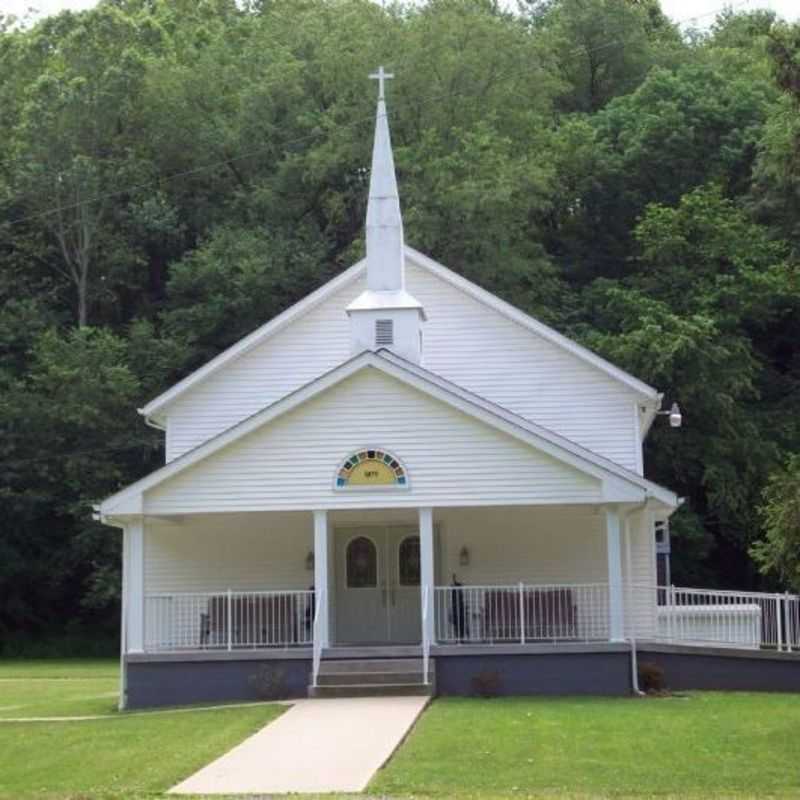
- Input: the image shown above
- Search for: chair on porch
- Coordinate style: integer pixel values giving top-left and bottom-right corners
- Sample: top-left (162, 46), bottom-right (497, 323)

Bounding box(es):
top-left (199, 594), bottom-right (301, 648)
top-left (482, 587), bottom-right (578, 642)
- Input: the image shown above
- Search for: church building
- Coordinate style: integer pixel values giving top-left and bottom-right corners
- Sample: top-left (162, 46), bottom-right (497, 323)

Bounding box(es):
top-left (98, 68), bottom-right (684, 709)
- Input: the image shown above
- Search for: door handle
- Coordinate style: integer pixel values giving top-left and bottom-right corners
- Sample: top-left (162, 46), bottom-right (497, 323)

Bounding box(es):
top-left (381, 582), bottom-right (387, 607)
top-left (390, 583), bottom-right (396, 605)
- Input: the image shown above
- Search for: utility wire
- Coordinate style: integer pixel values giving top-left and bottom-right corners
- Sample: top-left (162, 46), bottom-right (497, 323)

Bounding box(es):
top-left (2, 0), bottom-right (757, 229)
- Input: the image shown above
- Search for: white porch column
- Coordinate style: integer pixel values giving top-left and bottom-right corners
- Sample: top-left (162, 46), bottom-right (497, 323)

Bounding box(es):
top-left (419, 507), bottom-right (436, 644)
top-left (126, 517), bottom-right (145, 654)
top-left (605, 506), bottom-right (625, 642)
top-left (313, 510), bottom-right (330, 648)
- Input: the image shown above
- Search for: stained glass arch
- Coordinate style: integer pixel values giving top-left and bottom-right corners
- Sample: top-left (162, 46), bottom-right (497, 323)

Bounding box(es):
top-left (334, 448), bottom-right (408, 489)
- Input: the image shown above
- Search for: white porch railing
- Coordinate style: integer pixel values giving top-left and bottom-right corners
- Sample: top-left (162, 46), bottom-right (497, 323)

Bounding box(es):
top-left (142, 584), bottom-right (800, 654)
top-left (144, 590), bottom-right (315, 652)
top-left (655, 585), bottom-right (800, 651)
top-left (434, 583), bottom-right (611, 644)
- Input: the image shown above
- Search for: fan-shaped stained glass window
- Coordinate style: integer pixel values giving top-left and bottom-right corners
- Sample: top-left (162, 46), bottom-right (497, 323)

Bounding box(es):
top-left (335, 449), bottom-right (407, 488)
top-left (346, 536), bottom-right (378, 588)
top-left (398, 536), bottom-right (420, 586)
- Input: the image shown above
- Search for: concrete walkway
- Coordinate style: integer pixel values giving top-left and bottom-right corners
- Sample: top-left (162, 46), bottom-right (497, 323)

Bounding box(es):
top-left (169, 695), bottom-right (429, 795)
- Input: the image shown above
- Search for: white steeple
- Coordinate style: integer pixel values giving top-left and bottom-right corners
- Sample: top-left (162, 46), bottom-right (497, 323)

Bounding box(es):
top-left (365, 66), bottom-right (404, 291)
top-left (347, 67), bottom-right (425, 364)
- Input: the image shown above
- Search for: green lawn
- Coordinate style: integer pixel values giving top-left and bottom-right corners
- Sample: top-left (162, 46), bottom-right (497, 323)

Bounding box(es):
top-left (0, 658), bottom-right (119, 718)
top-left (4, 660), bottom-right (800, 799)
top-left (372, 694), bottom-right (800, 799)
top-left (0, 658), bottom-right (118, 679)
top-left (0, 658), bottom-right (285, 799)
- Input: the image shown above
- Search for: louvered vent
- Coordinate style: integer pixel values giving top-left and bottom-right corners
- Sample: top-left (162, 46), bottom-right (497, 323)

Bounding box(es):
top-left (375, 319), bottom-right (394, 347)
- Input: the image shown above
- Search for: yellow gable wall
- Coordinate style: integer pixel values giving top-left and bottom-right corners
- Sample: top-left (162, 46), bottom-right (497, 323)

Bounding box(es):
top-left (145, 368), bottom-right (602, 514)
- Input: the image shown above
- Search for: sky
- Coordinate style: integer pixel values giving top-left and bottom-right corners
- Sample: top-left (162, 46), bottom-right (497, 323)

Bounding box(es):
top-left (1, 0), bottom-right (798, 27)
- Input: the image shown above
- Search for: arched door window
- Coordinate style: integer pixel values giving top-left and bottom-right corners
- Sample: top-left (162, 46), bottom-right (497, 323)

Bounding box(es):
top-left (398, 536), bottom-right (421, 587)
top-left (346, 536), bottom-right (378, 588)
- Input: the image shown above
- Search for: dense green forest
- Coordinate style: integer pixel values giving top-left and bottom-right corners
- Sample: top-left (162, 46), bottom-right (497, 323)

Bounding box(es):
top-left (1, 0), bottom-right (799, 648)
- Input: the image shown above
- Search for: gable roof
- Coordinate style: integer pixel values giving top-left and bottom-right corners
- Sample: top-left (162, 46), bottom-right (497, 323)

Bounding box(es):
top-left (101, 350), bottom-right (676, 518)
top-left (139, 246), bottom-right (660, 423)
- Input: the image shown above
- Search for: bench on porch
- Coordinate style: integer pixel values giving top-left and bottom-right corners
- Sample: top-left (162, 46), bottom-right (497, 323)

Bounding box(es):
top-left (482, 587), bottom-right (578, 642)
top-left (199, 592), bottom-right (313, 648)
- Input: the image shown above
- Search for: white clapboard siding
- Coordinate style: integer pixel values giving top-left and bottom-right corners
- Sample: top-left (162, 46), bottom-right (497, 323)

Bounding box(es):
top-left (438, 505), bottom-right (656, 637)
top-left (163, 256), bottom-right (642, 472)
top-left (622, 510), bottom-right (658, 638)
top-left (146, 369), bottom-right (602, 514)
top-left (165, 276), bottom-right (359, 461)
top-left (408, 262), bottom-right (641, 471)
top-left (144, 512), bottom-right (313, 594)
top-left (437, 506), bottom-right (608, 585)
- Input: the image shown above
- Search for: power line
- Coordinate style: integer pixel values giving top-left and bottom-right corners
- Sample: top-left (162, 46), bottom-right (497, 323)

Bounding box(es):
top-left (3, 0), bottom-right (756, 229)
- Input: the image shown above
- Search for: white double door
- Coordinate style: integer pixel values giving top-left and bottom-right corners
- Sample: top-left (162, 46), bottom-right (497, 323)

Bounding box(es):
top-left (334, 525), bottom-right (421, 645)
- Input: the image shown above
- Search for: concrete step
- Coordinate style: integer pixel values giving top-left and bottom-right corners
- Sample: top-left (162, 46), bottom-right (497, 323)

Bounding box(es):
top-left (317, 670), bottom-right (426, 686)
top-left (322, 645), bottom-right (422, 659)
top-left (319, 658), bottom-right (425, 674)
top-left (308, 682), bottom-right (434, 699)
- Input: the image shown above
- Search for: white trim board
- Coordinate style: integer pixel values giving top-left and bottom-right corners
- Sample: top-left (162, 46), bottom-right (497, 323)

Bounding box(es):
top-left (139, 246), bottom-right (660, 423)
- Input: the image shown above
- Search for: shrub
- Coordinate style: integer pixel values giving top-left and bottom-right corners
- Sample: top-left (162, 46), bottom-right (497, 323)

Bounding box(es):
top-left (248, 664), bottom-right (289, 700)
top-left (638, 661), bottom-right (666, 693)
top-left (471, 669), bottom-right (502, 698)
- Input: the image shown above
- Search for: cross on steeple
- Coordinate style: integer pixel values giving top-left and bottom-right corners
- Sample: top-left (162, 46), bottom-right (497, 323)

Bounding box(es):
top-left (369, 65), bottom-right (394, 100)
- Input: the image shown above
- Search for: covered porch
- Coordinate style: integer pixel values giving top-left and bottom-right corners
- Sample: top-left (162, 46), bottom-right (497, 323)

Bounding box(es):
top-left (124, 503), bottom-right (656, 661)
top-left (125, 503), bottom-right (800, 663)
top-left (115, 503), bottom-right (800, 708)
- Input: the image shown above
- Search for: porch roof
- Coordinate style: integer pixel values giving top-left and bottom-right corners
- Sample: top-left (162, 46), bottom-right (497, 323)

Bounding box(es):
top-left (97, 350), bottom-right (678, 519)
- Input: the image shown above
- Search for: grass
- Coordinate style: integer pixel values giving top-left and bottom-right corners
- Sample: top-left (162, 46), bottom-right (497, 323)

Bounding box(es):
top-left (0, 658), bottom-right (119, 679)
top-left (0, 658), bottom-right (120, 718)
top-left (0, 658), bottom-right (285, 799)
top-left (371, 694), bottom-right (800, 799)
top-left (4, 660), bottom-right (800, 799)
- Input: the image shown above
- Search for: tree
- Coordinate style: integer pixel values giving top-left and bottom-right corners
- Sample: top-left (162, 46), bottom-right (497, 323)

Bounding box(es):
top-left (6, 4), bottom-right (157, 326)
top-left (530, 0), bottom-right (682, 113)
top-left (750, 22), bottom-right (800, 255)
top-left (577, 185), bottom-right (799, 586)
top-left (0, 0), bottom-right (798, 641)
top-left (751, 455), bottom-right (800, 591)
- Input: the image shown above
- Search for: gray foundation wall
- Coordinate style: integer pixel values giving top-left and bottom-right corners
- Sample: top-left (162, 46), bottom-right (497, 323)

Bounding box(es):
top-left (124, 646), bottom-right (800, 708)
top-left (125, 657), bottom-right (311, 709)
top-left (435, 651), bottom-right (632, 696)
top-left (639, 647), bottom-right (800, 692)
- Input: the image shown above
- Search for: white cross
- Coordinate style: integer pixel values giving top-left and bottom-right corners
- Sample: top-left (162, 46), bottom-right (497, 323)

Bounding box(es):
top-left (369, 65), bottom-right (394, 100)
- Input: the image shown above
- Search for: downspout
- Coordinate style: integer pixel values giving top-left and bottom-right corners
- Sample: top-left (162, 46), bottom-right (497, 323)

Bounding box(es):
top-left (623, 498), bottom-right (649, 697)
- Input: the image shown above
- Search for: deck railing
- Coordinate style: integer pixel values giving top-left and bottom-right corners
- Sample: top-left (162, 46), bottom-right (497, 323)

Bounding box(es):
top-left (141, 584), bottom-right (800, 654)
top-left (434, 583), bottom-right (611, 644)
top-left (144, 590), bottom-right (315, 652)
top-left (654, 585), bottom-right (800, 651)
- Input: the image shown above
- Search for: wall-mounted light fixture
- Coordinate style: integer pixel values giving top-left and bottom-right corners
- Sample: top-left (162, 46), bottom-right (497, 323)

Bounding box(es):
top-left (305, 551), bottom-right (314, 571)
top-left (459, 546), bottom-right (470, 567)
top-left (657, 401), bottom-right (682, 428)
